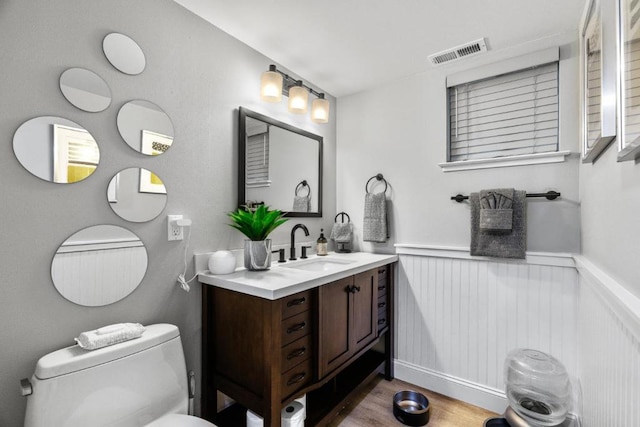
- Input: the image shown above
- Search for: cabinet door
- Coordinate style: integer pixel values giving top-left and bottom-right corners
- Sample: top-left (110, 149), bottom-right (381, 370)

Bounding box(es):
top-left (352, 269), bottom-right (378, 353)
top-left (318, 276), bottom-right (353, 378)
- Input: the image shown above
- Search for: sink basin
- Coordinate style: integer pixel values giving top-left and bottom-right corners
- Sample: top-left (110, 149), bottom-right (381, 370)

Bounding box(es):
top-left (280, 257), bottom-right (355, 272)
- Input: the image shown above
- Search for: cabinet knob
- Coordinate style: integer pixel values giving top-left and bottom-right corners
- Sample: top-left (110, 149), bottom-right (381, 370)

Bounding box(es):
top-left (378, 319), bottom-right (386, 325)
top-left (345, 285), bottom-right (361, 294)
top-left (378, 302), bottom-right (386, 308)
top-left (286, 322), bottom-right (306, 334)
top-left (378, 285), bottom-right (386, 291)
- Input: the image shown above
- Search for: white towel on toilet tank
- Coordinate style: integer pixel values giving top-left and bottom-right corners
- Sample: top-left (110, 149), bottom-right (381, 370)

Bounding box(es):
top-left (75, 323), bottom-right (145, 350)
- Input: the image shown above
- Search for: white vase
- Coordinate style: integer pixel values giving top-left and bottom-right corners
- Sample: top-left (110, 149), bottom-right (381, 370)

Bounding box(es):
top-left (244, 239), bottom-right (272, 271)
top-left (208, 251), bottom-right (236, 275)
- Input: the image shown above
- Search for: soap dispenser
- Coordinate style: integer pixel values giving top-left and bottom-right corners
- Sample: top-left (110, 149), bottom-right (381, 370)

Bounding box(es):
top-left (316, 228), bottom-right (328, 256)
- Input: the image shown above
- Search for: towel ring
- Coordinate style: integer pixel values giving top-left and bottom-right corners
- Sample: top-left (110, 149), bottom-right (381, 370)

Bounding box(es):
top-left (335, 212), bottom-right (351, 223)
top-left (295, 180), bottom-right (311, 197)
top-left (365, 173), bottom-right (388, 194)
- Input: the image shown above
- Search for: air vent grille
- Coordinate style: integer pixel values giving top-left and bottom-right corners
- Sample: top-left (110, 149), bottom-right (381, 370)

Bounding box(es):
top-left (429, 38), bottom-right (487, 66)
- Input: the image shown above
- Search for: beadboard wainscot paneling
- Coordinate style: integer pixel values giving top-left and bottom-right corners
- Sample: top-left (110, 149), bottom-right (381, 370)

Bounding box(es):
top-left (575, 256), bottom-right (640, 427)
top-left (394, 244), bottom-right (579, 414)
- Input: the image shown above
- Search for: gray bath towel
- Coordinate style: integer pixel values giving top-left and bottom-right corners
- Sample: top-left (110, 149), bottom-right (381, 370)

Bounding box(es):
top-left (470, 190), bottom-right (526, 259)
top-left (363, 192), bottom-right (388, 242)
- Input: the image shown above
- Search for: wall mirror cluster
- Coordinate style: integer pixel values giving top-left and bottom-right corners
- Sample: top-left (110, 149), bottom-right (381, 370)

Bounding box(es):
top-left (51, 225), bottom-right (148, 306)
top-left (238, 107), bottom-right (323, 217)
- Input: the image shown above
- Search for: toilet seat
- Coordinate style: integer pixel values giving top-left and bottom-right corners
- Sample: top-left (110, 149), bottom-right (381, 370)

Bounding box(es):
top-left (145, 413), bottom-right (217, 427)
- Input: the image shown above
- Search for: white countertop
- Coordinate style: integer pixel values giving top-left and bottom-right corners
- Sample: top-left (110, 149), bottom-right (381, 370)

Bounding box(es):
top-left (197, 252), bottom-right (398, 300)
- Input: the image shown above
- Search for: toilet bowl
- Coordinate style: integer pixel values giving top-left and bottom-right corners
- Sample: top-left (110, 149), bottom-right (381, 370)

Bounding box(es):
top-left (22, 323), bottom-right (216, 427)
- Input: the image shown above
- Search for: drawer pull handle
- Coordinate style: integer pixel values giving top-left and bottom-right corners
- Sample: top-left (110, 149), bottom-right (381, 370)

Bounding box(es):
top-left (378, 302), bottom-right (386, 308)
top-left (379, 268), bottom-right (386, 274)
top-left (287, 322), bottom-right (306, 333)
top-left (287, 297), bottom-right (306, 307)
top-left (378, 285), bottom-right (386, 291)
top-left (287, 347), bottom-right (307, 359)
top-left (287, 373), bottom-right (306, 386)
top-left (378, 319), bottom-right (386, 325)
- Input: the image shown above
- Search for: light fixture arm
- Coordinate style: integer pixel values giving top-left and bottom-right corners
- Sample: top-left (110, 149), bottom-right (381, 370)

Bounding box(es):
top-left (268, 64), bottom-right (324, 99)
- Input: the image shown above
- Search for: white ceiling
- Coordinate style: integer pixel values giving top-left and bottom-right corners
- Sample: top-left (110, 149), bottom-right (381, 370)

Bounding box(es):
top-left (174, 0), bottom-right (586, 98)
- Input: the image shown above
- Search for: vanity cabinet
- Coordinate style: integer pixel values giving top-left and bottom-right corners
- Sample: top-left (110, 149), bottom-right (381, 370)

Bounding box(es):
top-left (201, 262), bottom-right (395, 427)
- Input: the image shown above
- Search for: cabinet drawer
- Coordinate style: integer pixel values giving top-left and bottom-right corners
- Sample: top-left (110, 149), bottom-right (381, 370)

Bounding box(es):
top-left (377, 266), bottom-right (388, 284)
top-left (280, 357), bottom-right (313, 399)
top-left (281, 334), bottom-right (312, 373)
top-left (281, 290), bottom-right (312, 320)
top-left (377, 282), bottom-right (387, 299)
top-left (281, 310), bottom-right (311, 346)
top-left (377, 307), bottom-right (388, 331)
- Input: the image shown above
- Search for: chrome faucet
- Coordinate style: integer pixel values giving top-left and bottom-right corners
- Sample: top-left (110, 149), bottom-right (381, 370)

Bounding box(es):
top-left (290, 223), bottom-right (310, 260)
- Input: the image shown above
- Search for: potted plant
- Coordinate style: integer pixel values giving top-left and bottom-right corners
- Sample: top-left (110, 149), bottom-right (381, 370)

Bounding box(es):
top-left (228, 205), bottom-right (287, 270)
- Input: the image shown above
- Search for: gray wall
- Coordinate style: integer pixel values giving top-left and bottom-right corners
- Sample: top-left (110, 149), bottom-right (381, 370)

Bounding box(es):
top-left (337, 32), bottom-right (581, 255)
top-left (0, 1), bottom-right (336, 425)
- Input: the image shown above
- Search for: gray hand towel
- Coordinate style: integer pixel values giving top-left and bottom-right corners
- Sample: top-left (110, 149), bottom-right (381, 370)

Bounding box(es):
top-left (330, 223), bottom-right (352, 243)
top-left (292, 195), bottom-right (310, 212)
top-left (479, 188), bottom-right (514, 231)
top-left (363, 192), bottom-right (388, 242)
top-left (470, 190), bottom-right (526, 259)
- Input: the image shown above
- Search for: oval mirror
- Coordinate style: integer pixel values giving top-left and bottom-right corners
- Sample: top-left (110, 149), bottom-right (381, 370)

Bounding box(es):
top-left (51, 225), bottom-right (148, 306)
top-left (108, 167), bottom-right (168, 222)
top-left (102, 33), bottom-right (146, 75)
top-left (59, 68), bottom-right (112, 112)
top-left (116, 100), bottom-right (174, 155)
top-left (13, 116), bottom-right (100, 183)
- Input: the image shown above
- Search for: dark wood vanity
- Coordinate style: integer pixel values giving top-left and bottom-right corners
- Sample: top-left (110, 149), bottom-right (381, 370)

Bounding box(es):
top-left (200, 261), bottom-right (395, 427)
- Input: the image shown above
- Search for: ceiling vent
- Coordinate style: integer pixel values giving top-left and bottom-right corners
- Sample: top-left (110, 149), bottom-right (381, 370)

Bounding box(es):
top-left (428, 38), bottom-right (488, 66)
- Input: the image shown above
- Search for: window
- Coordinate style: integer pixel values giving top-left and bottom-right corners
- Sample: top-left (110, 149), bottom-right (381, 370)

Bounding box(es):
top-left (440, 48), bottom-right (570, 171)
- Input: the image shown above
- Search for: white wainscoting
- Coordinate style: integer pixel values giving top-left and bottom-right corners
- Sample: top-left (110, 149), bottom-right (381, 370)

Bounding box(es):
top-left (394, 244), bottom-right (579, 414)
top-left (575, 256), bottom-right (640, 427)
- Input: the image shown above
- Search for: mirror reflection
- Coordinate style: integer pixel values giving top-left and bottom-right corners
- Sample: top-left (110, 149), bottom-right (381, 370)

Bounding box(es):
top-left (239, 107), bottom-right (322, 217)
top-left (59, 68), bottom-right (111, 112)
top-left (107, 167), bottom-right (167, 222)
top-left (13, 116), bottom-right (100, 184)
top-left (51, 225), bottom-right (148, 307)
top-left (102, 33), bottom-right (146, 75)
top-left (117, 100), bottom-right (174, 155)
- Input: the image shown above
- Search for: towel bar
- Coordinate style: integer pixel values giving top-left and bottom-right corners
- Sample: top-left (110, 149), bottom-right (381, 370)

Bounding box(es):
top-left (365, 173), bottom-right (389, 194)
top-left (450, 191), bottom-right (561, 203)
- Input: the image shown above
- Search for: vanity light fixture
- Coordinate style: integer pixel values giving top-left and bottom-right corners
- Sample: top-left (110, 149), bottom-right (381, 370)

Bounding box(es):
top-left (259, 64), bottom-right (330, 123)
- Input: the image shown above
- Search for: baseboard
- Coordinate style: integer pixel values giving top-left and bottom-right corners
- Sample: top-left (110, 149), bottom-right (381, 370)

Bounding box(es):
top-left (393, 359), bottom-right (507, 414)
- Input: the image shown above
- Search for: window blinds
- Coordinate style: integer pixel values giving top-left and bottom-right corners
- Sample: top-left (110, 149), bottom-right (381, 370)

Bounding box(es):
top-left (448, 62), bottom-right (559, 162)
top-left (623, 39), bottom-right (640, 144)
top-left (246, 132), bottom-right (270, 187)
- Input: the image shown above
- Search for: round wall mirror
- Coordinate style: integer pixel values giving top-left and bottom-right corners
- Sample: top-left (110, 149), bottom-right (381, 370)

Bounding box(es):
top-left (102, 33), bottom-right (146, 75)
top-left (108, 167), bottom-right (168, 222)
top-left (59, 68), bottom-right (112, 112)
top-left (13, 116), bottom-right (100, 183)
top-left (116, 100), bottom-right (174, 155)
top-left (51, 225), bottom-right (148, 306)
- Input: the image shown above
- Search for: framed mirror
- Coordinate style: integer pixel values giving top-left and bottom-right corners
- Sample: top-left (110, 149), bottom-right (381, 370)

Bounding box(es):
top-left (51, 225), bottom-right (148, 306)
top-left (107, 167), bottom-right (167, 222)
top-left (116, 100), bottom-right (174, 155)
top-left (238, 107), bottom-right (323, 217)
top-left (13, 116), bottom-right (100, 184)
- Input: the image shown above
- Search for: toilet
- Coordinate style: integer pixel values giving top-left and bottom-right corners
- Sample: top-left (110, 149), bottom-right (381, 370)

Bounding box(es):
top-left (22, 323), bottom-right (217, 427)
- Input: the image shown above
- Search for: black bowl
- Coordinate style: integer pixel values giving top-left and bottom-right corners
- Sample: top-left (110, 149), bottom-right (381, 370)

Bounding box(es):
top-left (483, 418), bottom-right (511, 427)
top-left (393, 390), bottom-right (430, 426)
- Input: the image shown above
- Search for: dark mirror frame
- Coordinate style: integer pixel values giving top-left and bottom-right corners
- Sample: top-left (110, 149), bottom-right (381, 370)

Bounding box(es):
top-left (238, 107), bottom-right (323, 217)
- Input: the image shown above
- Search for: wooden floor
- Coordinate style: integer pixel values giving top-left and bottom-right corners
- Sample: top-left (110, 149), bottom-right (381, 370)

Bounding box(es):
top-left (326, 377), bottom-right (497, 427)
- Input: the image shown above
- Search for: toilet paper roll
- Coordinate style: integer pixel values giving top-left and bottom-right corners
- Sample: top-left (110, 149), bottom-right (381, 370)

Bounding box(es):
top-left (294, 394), bottom-right (306, 420)
top-left (281, 401), bottom-right (305, 427)
top-left (246, 409), bottom-right (263, 427)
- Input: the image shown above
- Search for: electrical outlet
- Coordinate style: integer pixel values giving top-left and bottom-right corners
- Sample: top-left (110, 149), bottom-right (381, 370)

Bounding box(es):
top-left (167, 215), bottom-right (184, 241)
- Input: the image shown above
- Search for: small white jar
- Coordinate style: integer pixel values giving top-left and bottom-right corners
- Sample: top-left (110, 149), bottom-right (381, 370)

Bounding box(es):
top-left (208, 250), bottom-right (236, 275)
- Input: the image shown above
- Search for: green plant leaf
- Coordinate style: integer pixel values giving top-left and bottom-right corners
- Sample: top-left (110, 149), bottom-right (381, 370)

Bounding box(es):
top-left (227, 205), bottom-right (287, 240)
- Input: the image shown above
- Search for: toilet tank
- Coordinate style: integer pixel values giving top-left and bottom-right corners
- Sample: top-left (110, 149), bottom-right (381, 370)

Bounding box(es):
top-left (24, 324), bottom-right (189, 427)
